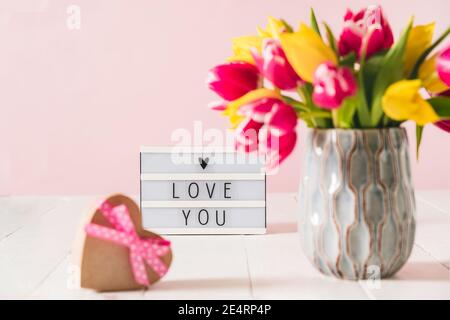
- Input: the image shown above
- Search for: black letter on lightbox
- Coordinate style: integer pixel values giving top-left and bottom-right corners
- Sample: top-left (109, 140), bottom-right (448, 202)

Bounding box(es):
top-left (224, 182), bottom-right (232, 199)
top-left (172, 183), bottom-right (180, 199)
top-left (182, 210), bottom-right (191, 226)
top-left (216, 210), bottom-right (226, 226)
top-left (198, 209), bottom-right (209, 225)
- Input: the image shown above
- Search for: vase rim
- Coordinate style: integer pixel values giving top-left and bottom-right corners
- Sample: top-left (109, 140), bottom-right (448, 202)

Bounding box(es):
top-left (307, 126), bottom-right (405, 132)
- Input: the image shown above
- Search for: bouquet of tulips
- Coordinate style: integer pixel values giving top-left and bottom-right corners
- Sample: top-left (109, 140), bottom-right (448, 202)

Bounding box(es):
top-left (206, 5), bottom-right (450, 167)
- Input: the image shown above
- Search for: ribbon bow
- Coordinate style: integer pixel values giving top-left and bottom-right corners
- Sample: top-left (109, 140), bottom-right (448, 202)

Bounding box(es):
top-left (85, 201), bottom-right (170, 286)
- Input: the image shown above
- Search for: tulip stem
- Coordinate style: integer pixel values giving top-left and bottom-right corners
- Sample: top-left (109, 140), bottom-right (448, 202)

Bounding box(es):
top-left (332, 109), bottom-right (339, 128)
top-left (416, 125), bottom-right (424, 160)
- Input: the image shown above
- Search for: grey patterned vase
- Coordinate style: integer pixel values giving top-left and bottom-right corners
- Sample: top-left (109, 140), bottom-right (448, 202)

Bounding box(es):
top-left (298, 128), bottom-right (416, 280)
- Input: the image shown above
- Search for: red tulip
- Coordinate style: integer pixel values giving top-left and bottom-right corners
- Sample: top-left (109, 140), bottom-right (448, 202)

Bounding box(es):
top-left (206, 62), bottom-right (260, 101)
top-left (312, 62), bottom-right (357, 109)
top-left (338, 5), bottom-right (394, 58)
top-left (252, 39), bottom-right (303, 90)
top-left (235, 98), bottom-right (297, 167)
top-left (437, 45), bottom-right (450, 87)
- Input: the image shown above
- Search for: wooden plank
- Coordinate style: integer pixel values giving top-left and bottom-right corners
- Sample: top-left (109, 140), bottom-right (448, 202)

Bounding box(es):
top-left (414, 199), bottom-right (450, 269)
top-left (6, 193), bottom-right (450, 299)
top-left (35, 193), bottom-right (292, 299)
top-left (30, 255), bottom-right (145, 299)
top-left (244, 233), bottom-right (369, 299)
top-left (0, 197), bottom-right (94, 298)
top-left (34, 236), bottom-right (251, 300)
top-left (0, 197), bottom-right (62, 240)
top-left (358, 245), bottom-right (450, 300)
top-left (143, 235), bottom-right (252, 300)
top-left (248, 193), bottom-right (368, 299)
top-left (417, 190), bottom-right (450, 216)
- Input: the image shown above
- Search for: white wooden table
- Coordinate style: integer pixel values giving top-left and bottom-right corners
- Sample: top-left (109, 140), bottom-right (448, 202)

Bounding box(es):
top-left (0, 192), bottom-right (449, 300)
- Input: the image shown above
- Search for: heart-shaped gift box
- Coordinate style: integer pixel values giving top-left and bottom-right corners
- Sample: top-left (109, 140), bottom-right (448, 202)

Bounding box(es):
top-left (73, 194), bottom-right (173, 292)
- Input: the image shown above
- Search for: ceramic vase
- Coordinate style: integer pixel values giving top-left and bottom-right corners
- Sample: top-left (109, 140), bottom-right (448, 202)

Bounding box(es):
top-left (298, 128), bottom-right (416, 280)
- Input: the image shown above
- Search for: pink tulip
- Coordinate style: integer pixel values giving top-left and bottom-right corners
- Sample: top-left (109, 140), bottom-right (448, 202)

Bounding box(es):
top-left (437, 45), bottom-right (450, 87)
top-left (435, 90), bottom-right (450, 133)
top-left (259, 130), bottom-right (297, 171)
top-left (206, 62), bottom-right (260, 101)
top-left (312, 62), bottom-right (357, 109)
top-left (234, 118), bottom-right (263, 153)
top-left (235, 98), bottom-right (297, 167)
top-left (435, 121), bottom-right (450, 133)
top-left (207, 100), bottom-right (227, 111)
top-left (252, 39), bottom-right (303, 90)
top-left (338, 5), bottom-right (394, 58)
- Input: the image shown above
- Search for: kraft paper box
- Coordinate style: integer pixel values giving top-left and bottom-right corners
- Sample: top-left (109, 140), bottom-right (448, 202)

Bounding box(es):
top-left (73, 194), bottom-right (173, 292)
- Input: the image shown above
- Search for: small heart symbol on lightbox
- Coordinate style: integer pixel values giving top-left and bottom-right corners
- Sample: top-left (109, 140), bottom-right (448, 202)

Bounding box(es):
top-left (199, 157), bottom-right (209, 170)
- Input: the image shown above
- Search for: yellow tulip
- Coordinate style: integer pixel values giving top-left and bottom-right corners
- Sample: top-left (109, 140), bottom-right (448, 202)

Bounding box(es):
top-left (229, 17), bottom-right (289, 63)
top-left (419, 54), bottom-right (449, 94)
top-left (404, 23), bottom-right (435, 76)
top-left (257, 16), bottom-right (290, 39)
top-left (228, 35), bottom-right (263, 64)
top-left (280, 24), bottom-right (337, 83)
top-left (223, 89), bottom-right (281, 128)
top-left (382, 80), bottom-right (439, 126)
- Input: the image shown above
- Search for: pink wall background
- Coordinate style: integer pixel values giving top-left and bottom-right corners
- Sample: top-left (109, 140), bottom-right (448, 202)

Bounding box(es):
top-left (0, 0), bottom-right (449, 195)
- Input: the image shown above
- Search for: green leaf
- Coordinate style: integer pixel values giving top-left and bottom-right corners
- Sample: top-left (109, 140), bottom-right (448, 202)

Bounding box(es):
top-left (335, 96), bottom-right (358, 128)
top-left (298, 110), bottom-right (332, 128)
top-left (362, 52), bottom-right (385, 106)
top-left (323, 22), bottom-right (338, 55)
top-left (370, 17), bottom-right (414, 127)
top-left (299, 110), bottom-right (331, 119)
top-left (280, 19), bottom-right (294, 33)
top-left (309, 111), bottom-right (332, 118)
top-left (339, 52), bottom-right (356, 67)
top-left (310, 8), bottom-right (322, 38)
top-left (416, 125), bottom-right (424, 160)
top-left (280, 93), bottom-right (332, 127)
top-left (298, 84), bottom-right (332, 128)
top-left (355, 51), bottom-right (371, 127)
top-left (427, 97), bottom-right (450, 118)
top-left (410, 26), bottom-right (450, 79)
top-left (302, 117), bottom-right (315, 128)
top-left (281, 95), bottom-right (309, 112)
top-left (355, 89), bottom-right (371, 128)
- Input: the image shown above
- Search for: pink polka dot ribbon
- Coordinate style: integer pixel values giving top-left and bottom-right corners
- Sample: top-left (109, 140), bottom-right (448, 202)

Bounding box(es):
top-left (84, 201), bottom-right (171, 286)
